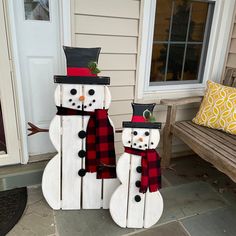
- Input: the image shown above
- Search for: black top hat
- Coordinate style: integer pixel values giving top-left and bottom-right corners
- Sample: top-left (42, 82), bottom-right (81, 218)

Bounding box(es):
top-left (54, 46), bottom-right (110, 85)
top-left (123, 103), bottom-right (161, 129)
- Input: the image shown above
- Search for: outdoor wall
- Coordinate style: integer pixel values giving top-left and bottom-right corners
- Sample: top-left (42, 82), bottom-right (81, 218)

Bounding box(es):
top-left (71, 0), bottom-right (197, 156)
top-left (226, 16), bottom-right (236, 69)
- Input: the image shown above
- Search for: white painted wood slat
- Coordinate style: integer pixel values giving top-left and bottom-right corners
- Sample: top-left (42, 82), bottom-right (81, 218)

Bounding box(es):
top-left (42, 87), bottom-right (61, 210)
top-left (109, 153), bottom-right (131, 227)
top-left (74, 0), bottom-right (140, 19)
top-left (75, 15), bottom-right (139, 36)
top-left (42, 153), bottom-right (61, 210)
top-left (82, 113), bottom-right (102, 209)
top-left (62, 116), bottom-right (82, 209)
top-left (127, 154), bottom-right (145, 228)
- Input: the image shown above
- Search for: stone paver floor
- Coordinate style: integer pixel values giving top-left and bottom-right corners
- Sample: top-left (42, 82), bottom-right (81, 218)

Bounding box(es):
top-left (7, 155), bottom-right (236, 236)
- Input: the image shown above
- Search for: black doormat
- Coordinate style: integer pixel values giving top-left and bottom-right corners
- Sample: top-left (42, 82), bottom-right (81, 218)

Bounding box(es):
top-left (0, 188), bottom-right (27, 236)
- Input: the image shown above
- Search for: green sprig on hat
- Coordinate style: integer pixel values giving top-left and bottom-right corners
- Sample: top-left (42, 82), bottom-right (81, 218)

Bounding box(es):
top-left (88, 61), bottom-right (101, 74)
top-left (143, 109), bottom-right (156, 123)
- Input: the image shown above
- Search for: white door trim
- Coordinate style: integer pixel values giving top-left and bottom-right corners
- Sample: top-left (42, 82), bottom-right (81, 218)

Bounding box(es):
top-left (6, 0), bottom-right (28, 164)
top-left (60, 0), bottom-right (72, 46)
top-left (0, 0), bottom-right (21, 165)
top-left (6, 0), bottom-right (72, 164)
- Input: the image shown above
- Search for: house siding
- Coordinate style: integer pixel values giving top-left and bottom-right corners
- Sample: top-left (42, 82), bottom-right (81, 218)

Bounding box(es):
top-left (71, 0), bottom-right (199, 156)
top-left (71, 0), bottom-right (140, 155)
top-left (226, 17), bottom-right (236, 68)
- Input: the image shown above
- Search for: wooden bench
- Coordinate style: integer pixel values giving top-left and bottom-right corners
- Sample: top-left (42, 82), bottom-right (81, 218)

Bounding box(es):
top-left (160, 68), bottom-right (236, 182)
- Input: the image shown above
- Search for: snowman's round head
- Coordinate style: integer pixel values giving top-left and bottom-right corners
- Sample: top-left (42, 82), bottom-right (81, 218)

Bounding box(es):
top-left (55, 84), bottom-right (111, 111)
top-left (122, 127), bottom-right (160, 150)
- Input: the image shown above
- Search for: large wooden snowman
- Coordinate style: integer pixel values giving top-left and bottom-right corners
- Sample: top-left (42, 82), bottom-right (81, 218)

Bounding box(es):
top-left (42, 47), bottom-right (118, 210)
top-left (110, 103), bottom-right (163, 228)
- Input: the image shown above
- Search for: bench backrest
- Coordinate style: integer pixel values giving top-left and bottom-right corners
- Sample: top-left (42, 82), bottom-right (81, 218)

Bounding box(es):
top-left (222, 68), bottom-right (236, 87)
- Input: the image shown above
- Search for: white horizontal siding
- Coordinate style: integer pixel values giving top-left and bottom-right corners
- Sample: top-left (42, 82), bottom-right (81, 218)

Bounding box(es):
top-left (75, 34), bottom-right (138, 54)
top-left (99, 54), bottom-right (136, 70)
top-left (109, 86), bottom-right (134, 101)
top-left (102, 71), bottom-right (135, 86)
top-left (71, 0), bottom-right (198, 157)
top-left (226, 23), bottom-right (236, 68)
top-left (74, 0), bottom-right (140, 19)
top-left (75, 15), bottom-right (139, 36)
top-left (109, 100), bottom-right (133, 116)
top-left (72, 0), bottom-right (139, 148)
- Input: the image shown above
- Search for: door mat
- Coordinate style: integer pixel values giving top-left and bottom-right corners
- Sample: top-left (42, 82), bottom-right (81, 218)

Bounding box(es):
top-left (0, 187), bottom-right (27, 236)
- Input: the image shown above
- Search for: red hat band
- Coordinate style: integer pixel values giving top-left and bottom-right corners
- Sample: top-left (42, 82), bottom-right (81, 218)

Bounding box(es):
top-left (67, 67), bottom-right (96, 77)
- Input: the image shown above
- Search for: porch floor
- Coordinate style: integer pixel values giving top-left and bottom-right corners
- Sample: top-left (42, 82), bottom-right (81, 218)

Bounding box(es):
top-left (7, 155), bottom-right (236, 236)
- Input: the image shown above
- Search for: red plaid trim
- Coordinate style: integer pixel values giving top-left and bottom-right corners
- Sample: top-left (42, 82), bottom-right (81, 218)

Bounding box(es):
top-left (56, 106), bottom-right (116, 179)
top-left (124, 147), bottom-right (161, 193)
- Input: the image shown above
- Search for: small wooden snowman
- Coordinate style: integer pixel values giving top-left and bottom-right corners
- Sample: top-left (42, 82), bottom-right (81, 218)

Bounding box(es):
top-left (110, 103), bottom-right (163, 228)
top-left (42, 46), bottom-right (118, 210)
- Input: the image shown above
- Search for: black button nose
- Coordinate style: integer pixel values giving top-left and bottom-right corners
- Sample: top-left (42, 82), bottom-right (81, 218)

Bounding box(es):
top-left (78, 169), bottom-right (86, 177)
top-left (78, 131), bottom-right (86, 139)
top-left (136, 166), bottom-right (142, 173)
top-left (135, 180), bottom-right (141, 188)
top-left (134, 195), bottom-right (141, 202)
top-left (78, 150), bottom-right (86, 158)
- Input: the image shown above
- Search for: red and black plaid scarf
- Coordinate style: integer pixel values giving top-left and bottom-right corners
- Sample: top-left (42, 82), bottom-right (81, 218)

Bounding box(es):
top-left (56, 106), bottom-right (116, 179)
top-left (124, 147), bottom-right (161, 193)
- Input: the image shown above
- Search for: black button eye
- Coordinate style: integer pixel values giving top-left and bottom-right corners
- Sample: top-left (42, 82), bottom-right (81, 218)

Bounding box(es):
top-left (133, 131), bottom-right (138, 135)
top-left (70, 89), bottom-right (77, 95)
top-left (88, 89), bottom-right (95, 96)
top-left (145, 131), bottom-right (150, 136)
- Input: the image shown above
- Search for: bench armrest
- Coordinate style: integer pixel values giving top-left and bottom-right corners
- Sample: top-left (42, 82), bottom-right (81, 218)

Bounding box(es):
top-left (160, 96), bottom-right (203, 106)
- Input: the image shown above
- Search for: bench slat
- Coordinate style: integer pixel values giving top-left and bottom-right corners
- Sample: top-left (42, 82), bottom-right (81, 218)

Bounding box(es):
top-left (185, 121), bottom-right (236, 152)
top-left (172, 123), bottom-right (236, 182)
top-left (174, 122), bottom-right (236, 164)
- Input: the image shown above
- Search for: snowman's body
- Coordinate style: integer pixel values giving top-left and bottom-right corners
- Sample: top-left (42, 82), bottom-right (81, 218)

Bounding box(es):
top-left (42, 84), bottom-right (119, 210)
top-left (110, 127), bottom-right (163, 228)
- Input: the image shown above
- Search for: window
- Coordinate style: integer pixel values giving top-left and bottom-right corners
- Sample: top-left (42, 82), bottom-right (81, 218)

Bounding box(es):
top-left (136, 0), bottom-right (235, 100)
top-left (150, 0), bottom-right (214, 86)
top-left (24, 0), bottom-right (50, 21)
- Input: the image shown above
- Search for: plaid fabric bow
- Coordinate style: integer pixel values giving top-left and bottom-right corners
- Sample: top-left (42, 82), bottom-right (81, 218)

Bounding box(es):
top-left (56, 106), bottom-right (116, 179)
top-left (124, 147), bottom-right (161, 193)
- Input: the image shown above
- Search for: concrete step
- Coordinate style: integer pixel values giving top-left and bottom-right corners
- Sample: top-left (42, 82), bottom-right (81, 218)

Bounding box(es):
top-left (0, 160), bottom-right (48, 191)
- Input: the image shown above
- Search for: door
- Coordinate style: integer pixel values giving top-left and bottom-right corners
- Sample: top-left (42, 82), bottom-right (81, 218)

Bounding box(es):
top-left (12, 0), bottom-right (64, 156)
top-left (0, 0), bottom-right (21, 165)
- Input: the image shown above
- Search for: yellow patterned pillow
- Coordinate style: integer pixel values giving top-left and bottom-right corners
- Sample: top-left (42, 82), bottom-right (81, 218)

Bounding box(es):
top-left (192, 80), bottom-right (236, 135)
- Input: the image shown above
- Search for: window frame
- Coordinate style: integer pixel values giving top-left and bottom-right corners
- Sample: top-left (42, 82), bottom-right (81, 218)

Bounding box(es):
top-left (136, 0), bottom-right (236, 101)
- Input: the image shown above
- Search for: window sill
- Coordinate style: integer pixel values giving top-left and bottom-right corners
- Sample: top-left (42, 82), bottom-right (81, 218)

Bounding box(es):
top-left (135, 85), bottom-right (205, 103)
